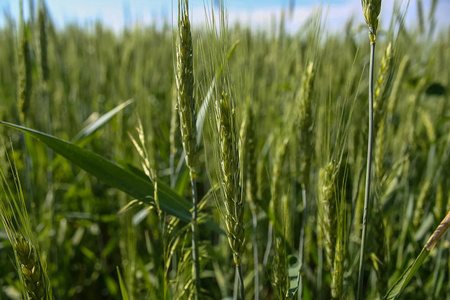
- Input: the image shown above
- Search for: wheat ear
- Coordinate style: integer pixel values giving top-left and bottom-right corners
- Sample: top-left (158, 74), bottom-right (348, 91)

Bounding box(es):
top-left (38, 0), bottom-right (49, 84)
top-left (298, 62), bottom-right (315, 188)
top-left (0, 149), bottom-right (52, 300)
top-left (374, 42), bottom-right (393, 135)
top-left (176, 1), bottom-right (200, 297)
top-left (270, 138), bottom-right (289, 298)
top-left (375, 118), bottom-right (386, 183)
top-left (320, 161), bottom-right (338, 272)
top-left (216, 91), bottom-right (245, 299)
top-left (239, 103), bottom-right (259, 299)
top-left (15, 236), bottom-right (49, 300)
top-left (296, 61), bottom-right (315, 299)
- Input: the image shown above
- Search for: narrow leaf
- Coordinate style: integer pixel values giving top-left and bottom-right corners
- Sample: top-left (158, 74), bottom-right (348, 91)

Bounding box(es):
top-left (384, 211), bottom-right (450, 300)
top-left (116, 267), bottom-right (130, 300)
top-left (0, 121), bottom-right (192, 223)
top-left (383, 249), bottom-right (429, 300)
top-left (73, 99), bottom-right (134, 143)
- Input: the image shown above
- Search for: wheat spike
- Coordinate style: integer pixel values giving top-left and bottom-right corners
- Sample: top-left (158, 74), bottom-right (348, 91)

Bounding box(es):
top-left (320, 160), bottom-right (338, 271)
top-left (38, 1), bottom-right (49, 84)
top-left (331, 231), bottom-right (343, 299)
top-left (15, 236), bottom-right (48, 300)
top-left (375, 118), bottom-right (386, 183)
top-left (361, 0), bottom-right (382, 43)
top-left (298, 62), bottom-right (315, 187)
top-left (270, 137), bottom-right (289, 225)
top-left (0, 151), bottom-right (52, 300)
top-left (176, 2), bottom-right (201, 298)
top-left (374, 42), bottom-right (393, 134)
top-left (176, 0), bottom-right (197, 179)
top-left (239, 103), bottom-right (261, 299)
top-left (274, 234), bottom-right (288, 299)
top-left (216, 91), bottom-right (244, 266)
top-left (247, 110), bottom-right (258, 208)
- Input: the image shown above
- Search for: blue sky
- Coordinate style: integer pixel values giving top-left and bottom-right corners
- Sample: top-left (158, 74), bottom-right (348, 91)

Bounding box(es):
top-left (1, 0), bottom-right (449, 32)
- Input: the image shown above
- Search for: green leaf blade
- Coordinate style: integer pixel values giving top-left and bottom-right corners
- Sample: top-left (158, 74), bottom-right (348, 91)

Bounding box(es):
top-left (383, 248), bottom-right (429, 300)
top-left (116, 267), bottom-right (130, 300)
top-left (0, 121), bottom-right (192, 223)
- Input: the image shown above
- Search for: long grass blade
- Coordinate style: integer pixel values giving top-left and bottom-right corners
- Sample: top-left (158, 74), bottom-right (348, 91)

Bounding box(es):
top-left (72, 98), bottom-right (134, 143)
top-left (0, 121), bottom-right (192, 223)
top-left (384, 210), bottom-right (450, 300)
top-left (116, 267), bottom-right (130, 300)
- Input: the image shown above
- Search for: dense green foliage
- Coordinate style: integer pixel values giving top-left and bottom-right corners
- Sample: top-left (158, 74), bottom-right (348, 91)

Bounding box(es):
top-left (0, 1), bottom-right (449, 299)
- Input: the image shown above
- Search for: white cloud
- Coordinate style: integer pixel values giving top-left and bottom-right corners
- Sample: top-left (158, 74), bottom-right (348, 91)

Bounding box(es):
top-left (186, 0), bottom-right (450, 35)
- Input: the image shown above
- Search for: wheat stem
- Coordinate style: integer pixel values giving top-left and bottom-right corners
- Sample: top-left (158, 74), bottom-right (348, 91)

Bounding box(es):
top-left (237, 264), bottom-right (245, 300)
top-left (190, 176), bottom-right (200, 299)
top-left (357, 40), bottom-right (376, 300)
top-left (250, 207), bottom-right (259, 300)
top-left (176, 1), bottom-right (200, 297)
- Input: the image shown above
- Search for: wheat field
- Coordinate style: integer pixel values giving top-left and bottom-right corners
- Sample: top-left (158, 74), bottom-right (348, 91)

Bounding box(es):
top-left (0, 0), bottom-right (449, 299)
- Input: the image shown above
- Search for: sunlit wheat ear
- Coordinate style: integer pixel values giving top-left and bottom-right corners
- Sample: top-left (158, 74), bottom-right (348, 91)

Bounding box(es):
top-left (128, 118), bottom-right (159, 213)
top-left (215, 91), bottom-right (244, 266)
top-left (320, 160), bottom-right (338, 271)
top-left (176, 1), bottom-right (201, 298)
top-left (238, 103), bottom-right (257, 211)
top-left (374, 42), bottom-right (393, 134)
top-left (361, 0), bottom-right (382, 43)
top-left (176, 0), bottom-right (197, 180)
top-left (238, 108), bottom-right (248, 196)
top-left (332, 227), bottom-right (344, 299)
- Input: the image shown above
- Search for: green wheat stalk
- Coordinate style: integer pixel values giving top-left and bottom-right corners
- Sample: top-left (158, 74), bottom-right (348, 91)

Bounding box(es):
top-left (358, 0), bottom-right (382, 299)
top-left (176, 1), bottom-right (201, 298)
